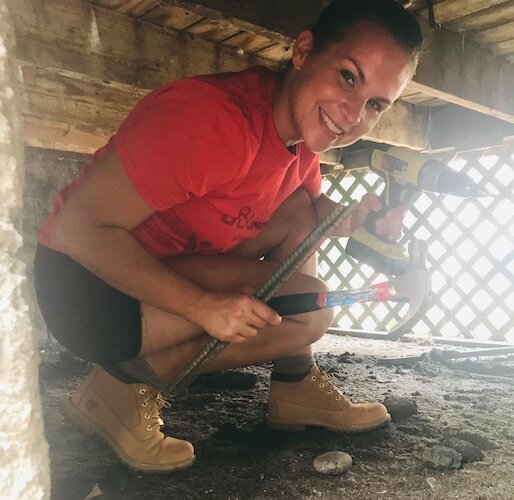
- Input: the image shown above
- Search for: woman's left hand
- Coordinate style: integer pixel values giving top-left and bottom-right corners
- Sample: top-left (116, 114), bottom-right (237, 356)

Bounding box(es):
top-left (333, 193), bottom-right (408, 241)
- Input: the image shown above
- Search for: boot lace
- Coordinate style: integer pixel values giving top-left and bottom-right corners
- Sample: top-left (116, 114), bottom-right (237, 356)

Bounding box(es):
top-left (311, 370), bottom-right (346, 402)
top-left (138, 388), bottom-right (171, 432)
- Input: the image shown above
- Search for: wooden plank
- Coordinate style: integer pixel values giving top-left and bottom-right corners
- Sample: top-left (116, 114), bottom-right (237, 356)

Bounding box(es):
top-left (430, 0), bottom-right (508, 25)
top-left (446, 2), bottom-right (514, 33)
top-left (117, 1), bottom-right (146, 13)
top-left (144, 5), bottom-right (204, 30)
top-left (256, 43), bottom-right (292, 61)
top-left (19, 65), bottom-right (429, 153)
top-left (221, 32), bottom-right (274, 54)
top-left (122, 0), bottom-right (160, 17)
top-left (412, 15), bottom-right (514, 123)
top-left (185, 18), bottom-right (240, 42)
top-left (89, 0), bottom-right (161, 16)
top-left (20, 66), bottom-right (142, 131)
top-left (10, 0), bottom-right (270, 90)
top-left (474, 21), bottom-right (514, 45)
top-left (429, 105), bottom-right (514, 151)
top-left (158, 0), bottom-right (314, 44)
top-left (23, 117), bottom-right (109, 154)
top-left (494, 38), bottom-right (514, 56)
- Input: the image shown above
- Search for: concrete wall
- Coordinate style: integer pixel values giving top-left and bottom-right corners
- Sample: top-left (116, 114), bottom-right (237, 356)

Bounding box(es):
top-left (0, 2), bottom-right (50, 498)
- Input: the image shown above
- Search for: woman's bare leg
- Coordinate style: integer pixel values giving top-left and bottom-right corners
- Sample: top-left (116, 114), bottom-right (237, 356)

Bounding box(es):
top-left (139, 189), bottom-right (330, 382)
top-left (140, 254), bottom-right (332, 381)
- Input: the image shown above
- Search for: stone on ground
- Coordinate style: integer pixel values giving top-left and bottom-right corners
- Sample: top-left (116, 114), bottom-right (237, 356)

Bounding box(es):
top-left (313, 451), bottom-right (352, 475)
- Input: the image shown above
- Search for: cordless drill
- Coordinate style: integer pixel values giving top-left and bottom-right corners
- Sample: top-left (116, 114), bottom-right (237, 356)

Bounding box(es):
top-left (344, 146), bottom-right (489, 276)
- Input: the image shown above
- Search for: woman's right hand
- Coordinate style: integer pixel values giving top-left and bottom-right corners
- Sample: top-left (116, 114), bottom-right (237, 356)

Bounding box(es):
top-left (193, 291), bottom-right (282, 343)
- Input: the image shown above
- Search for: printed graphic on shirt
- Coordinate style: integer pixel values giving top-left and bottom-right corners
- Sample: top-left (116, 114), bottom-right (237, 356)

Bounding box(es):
top-left (221, 206), bottom-right (266, 231)
top-left (183, 233), bottom-right (223, 255)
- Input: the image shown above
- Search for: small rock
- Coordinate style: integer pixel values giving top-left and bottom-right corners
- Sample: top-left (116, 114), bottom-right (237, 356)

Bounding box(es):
top-left (313, 451), bottom-right (352, 475)
top-left (383, 396), bottom-right (418, 420)
top-left (423, 445), bottom-right (462, 470)
top-left (441, 437), bottom-right (484, 463)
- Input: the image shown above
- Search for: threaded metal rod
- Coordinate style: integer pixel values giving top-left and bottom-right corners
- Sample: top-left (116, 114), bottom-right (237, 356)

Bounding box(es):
top-left (167, 201), bottom-right (358, 396)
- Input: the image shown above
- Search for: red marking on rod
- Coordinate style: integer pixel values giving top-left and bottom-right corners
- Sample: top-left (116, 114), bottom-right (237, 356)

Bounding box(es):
top-left (318, 292), bottom-right (327, 308)
top-left (372, 282), bottom-right (390, 301)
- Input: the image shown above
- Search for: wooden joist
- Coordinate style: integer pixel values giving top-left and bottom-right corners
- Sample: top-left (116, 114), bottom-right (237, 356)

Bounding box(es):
top-left (429, 105), bottom-right (514, 151)
top-left (412, 15), bottom-right (514, 124)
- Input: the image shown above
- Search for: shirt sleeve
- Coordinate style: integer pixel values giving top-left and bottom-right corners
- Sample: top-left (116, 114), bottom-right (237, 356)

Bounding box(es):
top-left (114, 81), bottom-right (249, 211)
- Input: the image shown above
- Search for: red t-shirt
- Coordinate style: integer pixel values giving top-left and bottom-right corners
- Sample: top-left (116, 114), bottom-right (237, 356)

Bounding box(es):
top-left (38, 66), bottom-right (322, 259)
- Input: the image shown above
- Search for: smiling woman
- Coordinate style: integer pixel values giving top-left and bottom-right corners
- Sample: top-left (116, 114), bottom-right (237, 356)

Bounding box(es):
top-left (33, 0), bottom-right (422, 472)
top-left (278, 24), bottom-right (416, 151)
top-left (277, 0), bottom-right (422, 152)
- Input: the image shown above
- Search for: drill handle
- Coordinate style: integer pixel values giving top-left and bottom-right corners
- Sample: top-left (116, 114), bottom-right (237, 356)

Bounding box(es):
top-left (364, 180), bottom-right (417, 240)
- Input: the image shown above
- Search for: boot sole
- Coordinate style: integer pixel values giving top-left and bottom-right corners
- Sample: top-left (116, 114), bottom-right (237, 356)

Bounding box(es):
top-left (62, 397), bottom-right (195, 473)
top-left (266, 412), bottom-right (391, 433)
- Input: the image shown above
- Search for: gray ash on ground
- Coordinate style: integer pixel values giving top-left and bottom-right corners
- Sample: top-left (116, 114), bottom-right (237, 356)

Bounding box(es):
top-left (39, 338), bottom-right (514, 499)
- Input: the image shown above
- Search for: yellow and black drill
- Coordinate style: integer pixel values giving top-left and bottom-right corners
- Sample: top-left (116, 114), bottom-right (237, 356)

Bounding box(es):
top-left (344, 146), bottom-right (489, 275)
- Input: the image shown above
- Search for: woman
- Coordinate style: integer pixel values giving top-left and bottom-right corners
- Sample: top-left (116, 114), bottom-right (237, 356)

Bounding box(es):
top-left (35, 0), bottom-right (422, 472)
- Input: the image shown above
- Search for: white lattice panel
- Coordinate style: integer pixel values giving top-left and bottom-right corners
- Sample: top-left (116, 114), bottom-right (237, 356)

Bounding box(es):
top-left (319, 147), bottom-right (514, 343)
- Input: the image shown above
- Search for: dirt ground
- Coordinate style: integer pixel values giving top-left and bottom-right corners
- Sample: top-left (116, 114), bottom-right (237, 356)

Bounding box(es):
top-left (39, 334), bottom-right (514, 500)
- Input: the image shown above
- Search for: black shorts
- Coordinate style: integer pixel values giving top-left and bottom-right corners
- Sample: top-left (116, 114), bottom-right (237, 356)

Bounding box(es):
top-left (34, 244), bottom-right (142, 363)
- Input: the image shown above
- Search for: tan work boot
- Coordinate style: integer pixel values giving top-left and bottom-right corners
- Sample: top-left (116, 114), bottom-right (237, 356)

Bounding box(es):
top-left (266, 365), bottom-right (390, 433)
top-left (62, 366), bottom-right (195, 472)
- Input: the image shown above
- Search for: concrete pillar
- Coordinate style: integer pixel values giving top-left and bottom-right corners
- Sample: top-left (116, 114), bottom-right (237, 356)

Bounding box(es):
top-left (0, 1), bottom-right (50, 498)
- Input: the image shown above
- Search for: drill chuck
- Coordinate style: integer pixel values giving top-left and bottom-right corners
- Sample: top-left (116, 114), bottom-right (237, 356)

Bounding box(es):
top-left (417, 159), bottom-right (488, 197)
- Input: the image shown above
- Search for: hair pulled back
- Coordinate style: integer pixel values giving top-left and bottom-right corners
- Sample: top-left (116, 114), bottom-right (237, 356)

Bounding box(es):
top-left (311, 0), bottom-right (423, 64)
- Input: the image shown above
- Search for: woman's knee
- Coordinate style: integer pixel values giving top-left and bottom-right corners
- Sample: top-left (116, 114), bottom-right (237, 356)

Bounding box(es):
top-left (309, 307), bottom-right (334, 342)
top-left (276, 189), bottom-right (317, 241)
top-left (281, 274), bottom-right (334, 345)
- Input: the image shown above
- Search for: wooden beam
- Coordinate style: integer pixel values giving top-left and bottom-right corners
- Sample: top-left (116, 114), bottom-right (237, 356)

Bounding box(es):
top-left (9, 0), bottom-right (271, 152)
top-left (445, 2), bottom-right (514, 33)
top-left (95, 0), bottom-right (319, 44)
top-left (411, 16), bottom-right (514, 124)
top-left (20, 64), bottom-right (429, 153)
top-left (12, 0), bottom-right (429, 153)
top-left (19, 66), bottom-right (138, 146)
top-left (23, 117), bottom-right (109, 154)
top-left (429, 105), bottom-right (514, 152)
top-left (428, 0), bottom-right (508, 25)
top-left (155, 0), bottom-right (514, 123)
top-left (10, 0), bottom-right (269, 90)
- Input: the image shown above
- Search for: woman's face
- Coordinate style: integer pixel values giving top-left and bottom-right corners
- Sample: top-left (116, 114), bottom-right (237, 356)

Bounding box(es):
top-left (279, 22), bottom-right (415, 152)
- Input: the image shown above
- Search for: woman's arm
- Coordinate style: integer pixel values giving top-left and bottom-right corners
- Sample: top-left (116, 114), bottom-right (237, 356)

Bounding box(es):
top-left (52, 148), bottom-right (281, 343)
